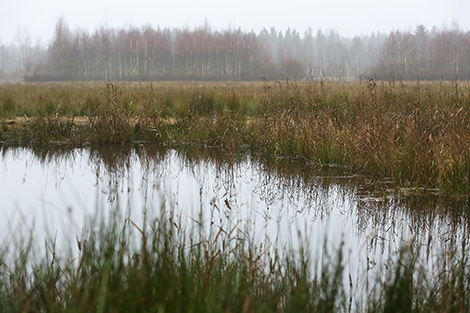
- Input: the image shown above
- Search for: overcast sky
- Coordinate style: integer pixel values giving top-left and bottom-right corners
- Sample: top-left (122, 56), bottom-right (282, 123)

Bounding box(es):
top-left (1, 0), bottom-right (469, 45)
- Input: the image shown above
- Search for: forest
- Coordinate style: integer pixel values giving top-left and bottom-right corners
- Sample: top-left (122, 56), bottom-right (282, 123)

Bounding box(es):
top-left (1, 18), bottom-right (469, 81)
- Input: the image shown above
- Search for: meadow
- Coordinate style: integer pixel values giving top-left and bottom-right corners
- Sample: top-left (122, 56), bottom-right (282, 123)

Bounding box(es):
top-left (1, 80), bottom-right (469, 195)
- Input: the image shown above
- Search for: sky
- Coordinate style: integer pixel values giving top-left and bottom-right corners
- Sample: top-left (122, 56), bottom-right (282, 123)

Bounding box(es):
top-left (1, 0), bottom-right (469, 45)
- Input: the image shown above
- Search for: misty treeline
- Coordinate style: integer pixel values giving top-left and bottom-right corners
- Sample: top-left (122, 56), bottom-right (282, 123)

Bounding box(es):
top-left (1, 18), bottom-right (469, 81)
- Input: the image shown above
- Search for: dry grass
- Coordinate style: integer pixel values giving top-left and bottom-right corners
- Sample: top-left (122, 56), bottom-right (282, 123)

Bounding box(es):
top-left (1, 80), bottom-right (469, 195)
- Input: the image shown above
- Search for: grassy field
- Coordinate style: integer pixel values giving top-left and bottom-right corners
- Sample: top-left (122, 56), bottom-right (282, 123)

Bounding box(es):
top-left (1, 80), bottom-right (469, 195)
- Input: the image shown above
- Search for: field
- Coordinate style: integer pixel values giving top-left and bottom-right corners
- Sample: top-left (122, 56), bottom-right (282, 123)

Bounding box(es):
top-left (1, 80), bottom-right (469, 195)
top-left (1, 80), bottom-right (470, 312)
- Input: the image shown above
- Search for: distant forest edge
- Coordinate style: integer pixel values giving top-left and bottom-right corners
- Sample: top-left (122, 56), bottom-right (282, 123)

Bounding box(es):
top-left (1, 18), bottom-right (469, 81)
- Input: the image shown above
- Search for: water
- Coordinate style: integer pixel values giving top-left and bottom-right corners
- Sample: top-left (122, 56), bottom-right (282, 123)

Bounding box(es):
top-left (1, 144), bottom-right (469, 296)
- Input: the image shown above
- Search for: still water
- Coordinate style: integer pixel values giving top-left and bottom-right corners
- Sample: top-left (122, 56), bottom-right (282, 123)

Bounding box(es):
top-left (1, 144), bottom-right (469, 292)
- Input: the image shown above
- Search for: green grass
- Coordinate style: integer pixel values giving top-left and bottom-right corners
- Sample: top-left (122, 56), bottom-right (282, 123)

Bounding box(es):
top-left (0, 204), bottom-right (469, 312)
top-left (1, 80), bottom-right (469, 195)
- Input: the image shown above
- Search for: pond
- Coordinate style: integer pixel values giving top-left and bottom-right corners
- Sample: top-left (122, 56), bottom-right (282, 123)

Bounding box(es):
top-left (1, 144), bottom-right (469, 297)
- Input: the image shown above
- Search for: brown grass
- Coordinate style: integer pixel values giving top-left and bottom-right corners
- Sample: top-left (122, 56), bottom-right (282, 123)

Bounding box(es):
top-left (1, 80), bottom-right (469, 195)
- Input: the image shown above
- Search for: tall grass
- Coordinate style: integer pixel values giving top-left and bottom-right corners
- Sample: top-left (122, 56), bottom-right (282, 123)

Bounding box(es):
top-left (0, 206), bottom-right (347, 312)
top-left (1, 80), bottom-right (469, 195)
top-left (0, 203), bottom-right (469, 312)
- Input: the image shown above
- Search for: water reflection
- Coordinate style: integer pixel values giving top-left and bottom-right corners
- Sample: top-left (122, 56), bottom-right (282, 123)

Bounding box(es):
top-left (1, 144), bottom-right (469, 288)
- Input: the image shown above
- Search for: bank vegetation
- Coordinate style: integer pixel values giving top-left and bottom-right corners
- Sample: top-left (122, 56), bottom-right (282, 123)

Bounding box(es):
top-left (1, 80), bottom-right (469, 195)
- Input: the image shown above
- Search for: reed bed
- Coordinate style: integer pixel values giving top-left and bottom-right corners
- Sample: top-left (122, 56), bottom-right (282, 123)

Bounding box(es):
top-left (1, 80), bottom-right (469, 195)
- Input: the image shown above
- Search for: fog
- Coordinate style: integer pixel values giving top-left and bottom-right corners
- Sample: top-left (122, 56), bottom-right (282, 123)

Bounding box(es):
top-left (1, 17), bottom-right (469, 82)
top-left (1, 0), bottom-right (469, 81)
top-left (1, 0), bottom-right (468, 45)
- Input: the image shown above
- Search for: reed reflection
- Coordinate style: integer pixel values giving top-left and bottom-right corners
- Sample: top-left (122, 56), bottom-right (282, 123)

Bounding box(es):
top-left (1, 144), bottom-right (469, 265)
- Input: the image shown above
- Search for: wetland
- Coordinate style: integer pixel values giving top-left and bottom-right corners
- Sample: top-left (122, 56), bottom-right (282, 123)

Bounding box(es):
top-left (1, 81), bottom-right (470, 312)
